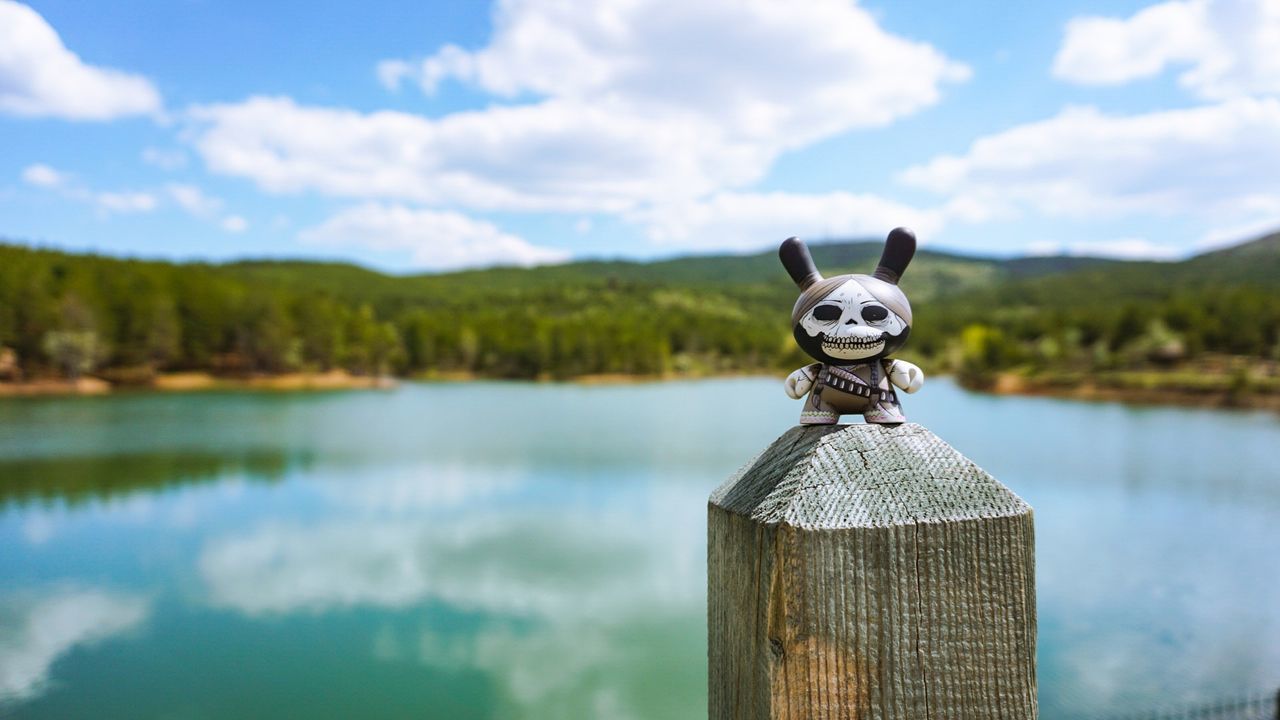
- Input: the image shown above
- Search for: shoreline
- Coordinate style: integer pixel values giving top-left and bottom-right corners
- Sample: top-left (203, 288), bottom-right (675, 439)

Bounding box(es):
top-left (981, 371), bottom-right (1280, 412)
top-left (2, 368), bottom-right (1278, 412)
top-left (0, 370), bottom-right (395, 397)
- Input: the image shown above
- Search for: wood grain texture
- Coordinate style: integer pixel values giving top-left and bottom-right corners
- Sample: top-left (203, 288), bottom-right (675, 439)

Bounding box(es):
top-left (708, 423), bottom-right (1036, 719)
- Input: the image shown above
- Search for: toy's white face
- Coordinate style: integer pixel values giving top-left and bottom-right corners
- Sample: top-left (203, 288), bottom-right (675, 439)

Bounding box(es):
top-left (798, 279), bottom-right (907, 360)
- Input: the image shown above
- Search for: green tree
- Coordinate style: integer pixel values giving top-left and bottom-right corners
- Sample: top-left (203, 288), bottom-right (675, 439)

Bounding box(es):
top-left (42, 330), bottom-right (103, 379)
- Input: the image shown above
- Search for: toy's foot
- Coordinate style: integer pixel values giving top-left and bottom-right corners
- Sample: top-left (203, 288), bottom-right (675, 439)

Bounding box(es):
top-left (863, 402), bottom-right (906, 425)
top-left (800, 409), bottom-right (840, 425)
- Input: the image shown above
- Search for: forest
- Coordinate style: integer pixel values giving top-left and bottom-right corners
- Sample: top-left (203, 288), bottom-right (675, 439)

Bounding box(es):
top-left (2, 232), bottom-right (1279, 396)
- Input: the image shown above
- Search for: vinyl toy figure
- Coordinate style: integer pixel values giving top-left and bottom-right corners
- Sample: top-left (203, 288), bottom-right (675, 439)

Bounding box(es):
top-left (780, 228), bottom-right (924, 425)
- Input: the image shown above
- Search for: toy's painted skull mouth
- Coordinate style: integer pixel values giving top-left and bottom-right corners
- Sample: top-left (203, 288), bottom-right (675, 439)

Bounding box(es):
top-left (820, 328), bottom-right (885, 360)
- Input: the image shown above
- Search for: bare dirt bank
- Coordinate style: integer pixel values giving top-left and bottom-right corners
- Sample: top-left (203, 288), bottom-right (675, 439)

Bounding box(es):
top-left (0, 371), bottom-right (395, 396)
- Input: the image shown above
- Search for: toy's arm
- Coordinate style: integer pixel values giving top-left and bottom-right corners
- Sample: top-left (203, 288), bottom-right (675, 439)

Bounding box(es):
top-left (886, 359), bottom-right (924, 394)
top-left (784, 363), bottom-right (822, 399)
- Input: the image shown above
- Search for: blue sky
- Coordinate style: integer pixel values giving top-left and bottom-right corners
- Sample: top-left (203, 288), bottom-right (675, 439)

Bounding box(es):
top-left (2, 0), bottom-right (1278, 272)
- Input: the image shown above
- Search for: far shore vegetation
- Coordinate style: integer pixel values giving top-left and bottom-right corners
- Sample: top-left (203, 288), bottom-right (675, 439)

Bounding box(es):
top-left (2, 231), bottom-right (1279, 408)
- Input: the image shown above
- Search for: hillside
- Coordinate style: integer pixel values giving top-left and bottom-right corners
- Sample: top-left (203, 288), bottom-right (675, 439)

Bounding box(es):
top-left (222, 239), bottom-right (1116, 305)
top-left (1, 230), bottom-right (1277, 392)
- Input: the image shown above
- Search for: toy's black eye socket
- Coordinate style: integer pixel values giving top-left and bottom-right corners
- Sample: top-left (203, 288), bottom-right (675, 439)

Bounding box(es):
top-left (861, 305), bottom-right (889, 322)
top-left (812, 304), bottom-right (841, 322)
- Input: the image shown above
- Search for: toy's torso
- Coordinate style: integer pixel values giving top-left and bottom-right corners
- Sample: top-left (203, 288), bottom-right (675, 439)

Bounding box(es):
top-left (815, 360), bottom-right (895, 410)
top-left (800, 359), bottom-right (905, 425)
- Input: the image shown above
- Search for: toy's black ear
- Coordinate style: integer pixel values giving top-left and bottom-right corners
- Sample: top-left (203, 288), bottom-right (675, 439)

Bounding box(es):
top-left (872, 227), bottom-right (916, 285)
top-left (779, 237), bottom-right (822, 290)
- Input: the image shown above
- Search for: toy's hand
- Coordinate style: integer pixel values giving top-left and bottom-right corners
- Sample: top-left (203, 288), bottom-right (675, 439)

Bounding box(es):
top-left (888, 360), bottom-right (925, 394)
top-left (784, 365), bottom-right (819, 399)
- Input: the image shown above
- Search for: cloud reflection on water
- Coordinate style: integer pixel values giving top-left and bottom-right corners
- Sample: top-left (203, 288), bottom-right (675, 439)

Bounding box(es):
top-left (197, 461), bottom-right (708, 718)
top-left (0, 588), bottom-right (149, 703)
top-left (198, 500), bottom-right (703, 619)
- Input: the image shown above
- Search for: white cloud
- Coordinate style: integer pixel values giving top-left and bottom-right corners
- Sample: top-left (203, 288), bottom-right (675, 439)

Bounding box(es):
top-left (22, 166), bottom-right (245, 223)
top-left (898, 98), bottom-right (1280, 233)
top-left (1026, 237), bottom-right (1182, 260)
top-left (165, 185), bottom-right (248, 233)
top-left (392, 0), bottom-right (969, 138)
top-left (636, 191), bottom-right (944, 250)
top-left (190, 96), bottom-right (721, 213)
top-left (22, 163), bottom-right (158, 217)
top-left (141, 147), bottom-right (187, 170)
top-left (0, 589), bottom-right (148, 701)
top-left (166, 183), bottom-right (223, 217)
top-left (189, 1), bottom-right (966, 214)
top-left (1053, 0), bottom-right (1280, 100)
top-left (0, 0), bottom-right (161, 120)
top-left (375, 59), bottom-right (414, 91)
top-left (1194, 208), bottom-right (1280, 251)
top-left (298, 203), bottom-right (569, 270)
top-left (92, 190), bottom-right (158, 214)
top-left (20, 163), bottom-right (66, 188)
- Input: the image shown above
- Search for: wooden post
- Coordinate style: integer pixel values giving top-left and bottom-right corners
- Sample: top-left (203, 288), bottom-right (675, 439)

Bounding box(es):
top-left (708, 422), bottom-right (1036, 719)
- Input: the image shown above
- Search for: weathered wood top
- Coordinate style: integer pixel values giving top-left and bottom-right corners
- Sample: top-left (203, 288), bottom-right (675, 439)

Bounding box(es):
top-left (709, 423), bottom-right (1030, 529)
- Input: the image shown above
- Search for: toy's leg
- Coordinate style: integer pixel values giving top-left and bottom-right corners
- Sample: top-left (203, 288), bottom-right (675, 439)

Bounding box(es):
top-left (863, 400), bottom-right (906, 425)
top-left (799, 392), bottom-right (840, 425)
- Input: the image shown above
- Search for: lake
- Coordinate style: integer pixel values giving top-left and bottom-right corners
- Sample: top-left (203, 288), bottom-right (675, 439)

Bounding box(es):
top-left (1, 378), bottom-right (1277, 719)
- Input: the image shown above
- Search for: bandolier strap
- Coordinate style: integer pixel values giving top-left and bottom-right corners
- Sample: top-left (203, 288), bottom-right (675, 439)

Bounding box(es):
top-left (816, 365), bottom-right (899, 405)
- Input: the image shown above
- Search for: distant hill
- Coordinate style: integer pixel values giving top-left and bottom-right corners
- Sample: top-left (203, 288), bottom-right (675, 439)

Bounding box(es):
top-left (1, 228), bottom-right (1277, 383)
top-left (223, 238), bottom-right (1121, 305)
top-left (1195, 229), bottom-right (1280, 259)
top-left (999, 255), bottom-right (1122, 279)
top-left (1180, 229), bottom-right (1280, 285)
top-left (954, 228), bottom-right (1280, 312)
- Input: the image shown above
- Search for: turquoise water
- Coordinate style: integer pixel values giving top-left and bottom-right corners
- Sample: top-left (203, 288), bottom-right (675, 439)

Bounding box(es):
top-left (0, 378), bottom-right (1277, 718)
